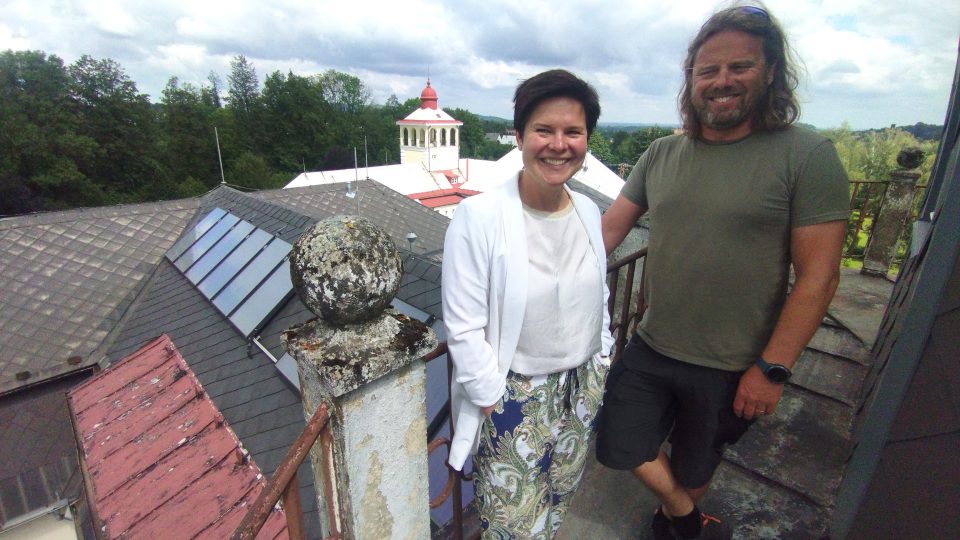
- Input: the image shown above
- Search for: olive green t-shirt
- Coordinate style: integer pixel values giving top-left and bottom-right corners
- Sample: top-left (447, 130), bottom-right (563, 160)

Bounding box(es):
top-left (621, 126), bottom-right (850, 371)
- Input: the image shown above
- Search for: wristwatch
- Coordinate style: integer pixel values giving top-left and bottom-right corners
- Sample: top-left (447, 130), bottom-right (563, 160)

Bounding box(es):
top-left (756, 357), bottom-right (792, 383)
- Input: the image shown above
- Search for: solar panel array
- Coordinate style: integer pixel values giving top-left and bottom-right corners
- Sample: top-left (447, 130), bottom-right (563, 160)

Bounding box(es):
top-left (165, 208), bottom-right (294, 337)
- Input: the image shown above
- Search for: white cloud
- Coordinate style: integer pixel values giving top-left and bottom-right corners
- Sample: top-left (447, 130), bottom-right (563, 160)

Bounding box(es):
top-left (1, 0), bottom-right (957, 129)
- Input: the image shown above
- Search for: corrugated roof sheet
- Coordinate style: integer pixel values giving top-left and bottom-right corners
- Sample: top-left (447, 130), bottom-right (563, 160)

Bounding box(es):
top-left (68, 334), bottom-right (287, 540)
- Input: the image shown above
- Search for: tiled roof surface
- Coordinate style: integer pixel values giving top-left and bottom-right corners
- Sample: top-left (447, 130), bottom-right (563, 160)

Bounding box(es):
top-left (254, 181), bottom-right (449, 257)
top-left (285, 165), bottom-right (456, 204)
top-left (68, 334), bottom-right (287, 539)
top-left (0, 199), bottom-right (199, 394)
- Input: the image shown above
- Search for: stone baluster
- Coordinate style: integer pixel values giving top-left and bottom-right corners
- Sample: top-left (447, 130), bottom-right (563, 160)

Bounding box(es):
top-left (861, 148), bottom-right (924, 278)
top-left (283, 216), bottom-right (437, 540)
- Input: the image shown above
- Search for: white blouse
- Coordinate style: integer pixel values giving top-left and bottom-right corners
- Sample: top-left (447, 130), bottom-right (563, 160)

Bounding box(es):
top-left (511, 201), bottom-right (602, 375)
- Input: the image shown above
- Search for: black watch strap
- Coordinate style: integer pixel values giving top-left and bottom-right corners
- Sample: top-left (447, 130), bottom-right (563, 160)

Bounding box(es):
top-left (756, 357), bottom-right (791, 383)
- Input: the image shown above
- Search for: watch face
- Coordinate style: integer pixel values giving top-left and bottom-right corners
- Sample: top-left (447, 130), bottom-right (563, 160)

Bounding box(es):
top-left (767, 365), bottom-right (791, 383)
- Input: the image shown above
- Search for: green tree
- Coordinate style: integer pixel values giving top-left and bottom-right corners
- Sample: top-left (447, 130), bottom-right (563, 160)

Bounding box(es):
top-left (69, 55), bottom-right (162, 198)
top-left (447, 107), bottom-right (486, 158)
top-left (227, 55), bottom-right (259, 114)
top-left (612, 126), bottom-right (673, 166)
top-left (589, 131), bottom-right (614, 164)
top-left (159, 77), bottom-right (219, 190)
top-left (259, 70), bottom-right (333, 173)
top-left (318, 69), bottom-right (370, 115)
top-left (227, 55), bottom-right (262, 151)
top-left (227, 151), bottom-right (275, 189)
top-left (0, 49), bottom-right (87, 212)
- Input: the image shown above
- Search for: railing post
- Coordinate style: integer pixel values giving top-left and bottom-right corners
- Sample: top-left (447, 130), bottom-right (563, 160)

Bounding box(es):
top-left (861, 149), bottom-right (924, 278)
top-left (283, 216), bottom-right (438, 540)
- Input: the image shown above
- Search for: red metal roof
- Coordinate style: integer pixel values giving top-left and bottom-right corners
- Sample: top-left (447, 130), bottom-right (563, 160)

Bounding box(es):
top-left (418, 195), bottom-right (467, 208)
top-left (67, 335), bottom-right (288, 539)
top-left (407, 186), bottom-right (481, 200)
top-left (407, 186), bottom-right (480, 209)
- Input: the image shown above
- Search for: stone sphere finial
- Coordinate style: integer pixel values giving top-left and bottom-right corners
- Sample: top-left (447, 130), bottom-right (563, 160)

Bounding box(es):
top-left (290, 216), bottom-right (402, 324)
top-left (897, 147), bottom-right (925, 170)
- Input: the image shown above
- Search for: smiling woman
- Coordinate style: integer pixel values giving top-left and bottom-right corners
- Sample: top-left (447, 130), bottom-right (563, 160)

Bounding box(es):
top-left (516, 96), bottom-right (589, 210)
top-left (441, 69), bottom-right (614, 538)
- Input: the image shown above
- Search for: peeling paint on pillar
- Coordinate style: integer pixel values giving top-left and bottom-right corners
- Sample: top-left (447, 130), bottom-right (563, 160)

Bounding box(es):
top-left (285, 217), bottom-right (435, 539)
top-left (359, 451), bottom-right (393, 539)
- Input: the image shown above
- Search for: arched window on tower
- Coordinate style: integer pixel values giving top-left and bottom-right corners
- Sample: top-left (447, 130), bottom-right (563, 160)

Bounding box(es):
top-left (441, 129), bottom-right (447, 146)
top-left (451, 128), bottom-right (457, 146)
top-left (402, 128), bottom-right (409, 146)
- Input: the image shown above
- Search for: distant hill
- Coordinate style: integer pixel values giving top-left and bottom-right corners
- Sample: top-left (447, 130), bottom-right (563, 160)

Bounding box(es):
top-left (477, 116), bottom-right (680, 134)
top-left (867, 122), bottom-right (944, 142)
top-left (597, 122), bottom-right (680, 132)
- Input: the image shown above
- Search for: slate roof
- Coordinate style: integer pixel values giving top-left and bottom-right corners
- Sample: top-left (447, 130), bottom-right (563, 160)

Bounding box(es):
top-left (254, 181), bottom-right (449, 257)
top-left (0, 199), bottom-right (199, 395)
top-left (68, 334), bottom-right (287, 540)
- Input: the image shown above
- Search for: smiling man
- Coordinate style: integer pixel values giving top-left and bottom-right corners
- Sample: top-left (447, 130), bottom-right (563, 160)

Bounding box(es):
top-left (597, 4), bottom-right (851, 539)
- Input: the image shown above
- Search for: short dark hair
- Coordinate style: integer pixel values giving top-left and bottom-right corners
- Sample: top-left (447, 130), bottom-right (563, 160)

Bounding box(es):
top-left (679, 2), bottom-right (801, 138)
top-left (513, 69), bottom-right (601, 137)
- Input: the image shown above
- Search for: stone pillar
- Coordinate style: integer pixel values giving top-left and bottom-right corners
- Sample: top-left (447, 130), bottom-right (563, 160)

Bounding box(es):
top-left (283, 216), bottom-right (437, 540)
top-left (861, 148), bottom-right (924, 278)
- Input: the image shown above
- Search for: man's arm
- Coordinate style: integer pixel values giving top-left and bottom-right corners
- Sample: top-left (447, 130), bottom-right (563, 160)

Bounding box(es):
top-left (601, 195), bottom-right (647, 256)
top-left (733, 219), bottom-right (847, 419)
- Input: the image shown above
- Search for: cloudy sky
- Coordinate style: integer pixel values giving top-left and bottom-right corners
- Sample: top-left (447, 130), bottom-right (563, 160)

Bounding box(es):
top-left (3, 0), bottom-right (958, 130)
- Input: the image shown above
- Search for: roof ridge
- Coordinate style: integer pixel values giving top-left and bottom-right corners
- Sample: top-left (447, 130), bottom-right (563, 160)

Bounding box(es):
top-left (0, 198), bottom-right (200, 230)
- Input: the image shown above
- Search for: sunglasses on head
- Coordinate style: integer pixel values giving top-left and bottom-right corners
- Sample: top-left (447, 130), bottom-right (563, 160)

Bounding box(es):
top-left (737, 6), bottom-right (770, 19)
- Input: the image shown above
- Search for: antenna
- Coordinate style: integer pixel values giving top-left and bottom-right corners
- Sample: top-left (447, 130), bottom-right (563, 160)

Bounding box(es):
top-left (364, 134), bottom-right (369, 180)
top-left (215, 127), bottom-right (226, 185)
top-left (346, 147), bottom-right (356, 199)
top-left (350, 147), bottom-right (360, 214)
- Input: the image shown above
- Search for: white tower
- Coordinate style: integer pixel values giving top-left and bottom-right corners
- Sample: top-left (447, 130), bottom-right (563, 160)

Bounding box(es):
top-left (396, 79), bottom-right (463, 171)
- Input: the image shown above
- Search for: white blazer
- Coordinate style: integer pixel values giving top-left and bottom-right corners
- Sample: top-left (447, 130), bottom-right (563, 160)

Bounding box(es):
top-left (441, 173), bottom-right (615, 470)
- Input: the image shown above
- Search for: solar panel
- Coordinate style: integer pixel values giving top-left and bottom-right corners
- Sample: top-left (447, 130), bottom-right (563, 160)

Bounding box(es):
top-left (173, 213), bottom-right (240, 273)
top-left (167, 208), bottom-right (298, 338)
top-left (212, 238), bottom-right (290, 316)
top-left (166, 207), bottom-right (227, 261)
top-left (185, 221), bottom-right (255, 284)
top-left (197, 229), bottom-right (273, 299)
top-left (229, 260), bottom-right (293, 336)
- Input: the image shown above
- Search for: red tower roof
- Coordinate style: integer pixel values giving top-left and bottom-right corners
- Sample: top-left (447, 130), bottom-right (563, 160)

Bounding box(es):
top-left (420, 79), bottom-right (438, 110)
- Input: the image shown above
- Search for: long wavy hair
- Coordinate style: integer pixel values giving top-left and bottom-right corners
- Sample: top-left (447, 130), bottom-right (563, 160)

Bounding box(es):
top-left (678, 2), bottom-right (801, 139)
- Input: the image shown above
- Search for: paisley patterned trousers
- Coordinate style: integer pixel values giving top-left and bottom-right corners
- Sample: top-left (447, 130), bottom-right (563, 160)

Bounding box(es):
top-left (473, 354), bottom-right (609, 539)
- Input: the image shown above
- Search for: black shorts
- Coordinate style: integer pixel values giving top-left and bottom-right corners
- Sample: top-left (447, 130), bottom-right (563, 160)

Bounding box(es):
top-left (596, 334), bottom-right (753, 488)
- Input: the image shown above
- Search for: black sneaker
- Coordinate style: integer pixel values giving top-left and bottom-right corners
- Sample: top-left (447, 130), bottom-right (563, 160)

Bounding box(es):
top-left (651, 506), bottom-right (675, 540)
top-left (689, 511), bottom-right (732, 540)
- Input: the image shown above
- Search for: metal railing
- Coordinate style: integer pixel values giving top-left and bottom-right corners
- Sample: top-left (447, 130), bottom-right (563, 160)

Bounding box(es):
top-left (233, 246), bottom-right (650, 540)
top-left (231, 402), bottom-right (335, 540)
